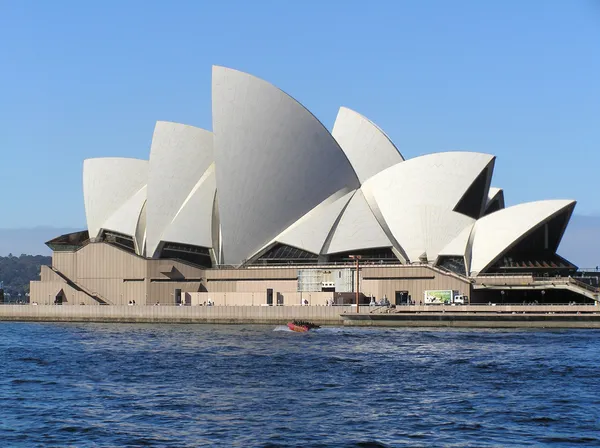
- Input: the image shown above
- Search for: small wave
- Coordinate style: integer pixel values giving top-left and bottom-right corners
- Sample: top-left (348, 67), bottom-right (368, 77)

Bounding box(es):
top-left (352, 441), bottom-right (391, 448)
top-left (449, 358), bottom-right (469, 365)
top-left (327, 357), bottom-right (362, 364)
top-left (456, 423), bottom-right (483, 430)
top-left (58, 425), bottom-right (96, 434)
top-left (517, 416), bottom-right (559, 424)
top-left (11, 378), bottom-right (45, 385)
top-left (312, 327), bottom-right (345, 333)
top-left (273, 326), bottom-right (292, 332)
top-left (17, 357), bottom-right (49, 366)
top-left (539, 436), bottom-right (599, 444)
top-left (474, 362), bottom-right (498, 370)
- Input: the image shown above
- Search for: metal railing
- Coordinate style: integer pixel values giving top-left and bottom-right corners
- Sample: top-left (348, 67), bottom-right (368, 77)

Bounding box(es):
top-left (476, 272), bottom-right (535, 278)
top-left (567, 277), bottom-right (599, 293)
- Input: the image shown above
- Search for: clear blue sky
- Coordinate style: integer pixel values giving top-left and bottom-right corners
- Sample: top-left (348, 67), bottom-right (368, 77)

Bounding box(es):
top-left (0, 0), bottom-right (599, 229)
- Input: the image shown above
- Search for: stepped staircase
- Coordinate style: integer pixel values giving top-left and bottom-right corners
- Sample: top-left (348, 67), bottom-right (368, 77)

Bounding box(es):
top-left (50, 266), bottom-right (112, 305)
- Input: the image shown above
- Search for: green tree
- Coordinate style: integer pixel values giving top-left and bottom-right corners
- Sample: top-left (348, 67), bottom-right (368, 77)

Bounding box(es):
top-left (0, 254), bottom-right (51, 303)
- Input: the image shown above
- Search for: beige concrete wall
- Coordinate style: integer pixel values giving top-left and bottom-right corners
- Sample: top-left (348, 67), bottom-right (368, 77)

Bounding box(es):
top-left (36, 244), bottom-right (479, 307)
top-left (78, 279), bottom-right (130, 305)
top-left (40, 265), bottom-right (61, 283)
top-left (76, 243), bottom-right (147, 279)
top-left (0, 304), bottom-right (350, 325)
top-left (206, 279), bottom-right (297, 293)
top-left (361, 265), bottom-right (471, 303)
top-left (32, 266), bottom-right (102, 305)
top-left (188, 292), bottom-right (266, 306)
top-left (46, 243), bottom-right (208, 305)
top-left (205, 267), bottom-right (298, 280)
top-left (30, 281), bottom-right (64, 304)
top-left (146, 259), bottom-right (204, 280)
top-left (148, 281), bottom-right (204, 305)
top-left (29, 281), bottom-right (98, 306)
top-left (187, 291), bottom-right (332, 306)
top-left (53, 251), bottom-right (78, 279)
top-left (279, 292), bottom-right (333, 306)
top-left (123, 281), bottom-right (147, 305)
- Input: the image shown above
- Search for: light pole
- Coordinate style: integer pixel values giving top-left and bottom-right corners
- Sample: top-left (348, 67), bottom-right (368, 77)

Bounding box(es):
top-left (349, 255), bottom-right (362, 313)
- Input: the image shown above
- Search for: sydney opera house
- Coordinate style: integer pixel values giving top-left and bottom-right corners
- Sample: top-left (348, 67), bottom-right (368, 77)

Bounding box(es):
top-left (30, 66), bottom-right (596, 306)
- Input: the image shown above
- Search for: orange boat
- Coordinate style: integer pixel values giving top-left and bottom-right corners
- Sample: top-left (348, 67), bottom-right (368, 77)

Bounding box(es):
top-left (287, 320), bottom-right (320, 332)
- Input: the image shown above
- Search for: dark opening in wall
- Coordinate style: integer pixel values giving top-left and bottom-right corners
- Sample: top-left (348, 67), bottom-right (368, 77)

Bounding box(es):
top-left (100, 230), bottom-right (135, 253)
top-left (255, 243), bottom-right (318, 265)
top-left (327, 247), bottom-right (398, 264)
top-left (436, 256), bottom-right (467, 276)
top-left (160, 242), bottom-right (212, 268)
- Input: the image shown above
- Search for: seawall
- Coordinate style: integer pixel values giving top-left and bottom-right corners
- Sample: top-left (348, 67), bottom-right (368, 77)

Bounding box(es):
top-left (1, 305), bottom-right (600, 328)
top-left (0, 305), bottom-right (347, 325)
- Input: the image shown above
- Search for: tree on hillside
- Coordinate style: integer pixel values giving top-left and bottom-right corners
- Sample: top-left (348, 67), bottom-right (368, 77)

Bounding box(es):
top-left (0, 254), bottom-right (52, 302)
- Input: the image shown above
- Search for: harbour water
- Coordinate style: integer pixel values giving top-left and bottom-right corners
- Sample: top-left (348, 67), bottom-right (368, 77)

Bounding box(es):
top-left (1, 323), bottom-right (599, 447)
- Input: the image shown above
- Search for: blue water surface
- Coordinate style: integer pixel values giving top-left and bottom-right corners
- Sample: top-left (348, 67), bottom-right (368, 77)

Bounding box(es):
top-left (0, 323), bottom-right (599, 447)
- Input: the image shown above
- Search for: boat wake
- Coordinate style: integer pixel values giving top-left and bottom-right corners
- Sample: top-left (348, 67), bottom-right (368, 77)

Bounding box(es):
top-left (273, 325), bottom-right (293, 332)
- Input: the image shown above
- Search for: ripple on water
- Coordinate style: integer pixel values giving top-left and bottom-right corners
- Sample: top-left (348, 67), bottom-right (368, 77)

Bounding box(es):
top-left (0, 323), bottom-right (599, 446)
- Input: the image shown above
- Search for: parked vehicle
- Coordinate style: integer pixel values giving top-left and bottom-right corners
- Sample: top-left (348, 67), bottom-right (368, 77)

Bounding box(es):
top-left (424, 290), bottom-right (468, 305)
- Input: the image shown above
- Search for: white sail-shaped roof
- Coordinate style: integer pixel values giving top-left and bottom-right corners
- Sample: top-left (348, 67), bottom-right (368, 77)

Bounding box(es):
top-left (262, 189), bottom-right (356, 256)
top-left (325, 189), bottom-right (392, 254)
top-left (145, 122), bottom-right (214, 257)
top-left (160, 164), bottom-right (216, 250)
top-left (83, 158), bottom-right (148, 239)
top-left (387, 206), bottom-right (475, 262)
top-left (212, 66), bottom-right (360, 265)
top-left (332, 107), bottom-right (404, 183)
top-left (76, 66), bottom-right (579, 276)
top-left (438, 222), bottom-right (474, 257)
top-left (437, 221), bottom-right (475, 272)
top-left (362, 152), bottom-right (494, 262)
top-left (134, 200), bottom-right (147, 256)
top-left (487, 187), bottom-right (503, 204)
top-left (484, 187), bottom-right (505, 215)
top-left (469, 199), bottom-right (576, 275)
top-left (101, 185), bottom-right (147, 253)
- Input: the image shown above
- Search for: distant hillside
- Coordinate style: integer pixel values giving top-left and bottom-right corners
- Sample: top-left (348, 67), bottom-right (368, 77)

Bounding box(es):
top-left (0, 227), bottom-right (80, 257)
top-left (0, 254), bottom-right (52, 301)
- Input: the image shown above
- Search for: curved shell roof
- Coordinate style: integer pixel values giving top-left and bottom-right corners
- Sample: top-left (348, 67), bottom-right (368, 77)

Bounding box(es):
top-left (160, 164), bottom-right (216, 250)
top-left (332, 107), bottom-right (404, 184)
top-left (145, 122), bottom-right (214, 257)
top-left (469, 199), bottom-right (576, 275)
top-left (212, 66), bottom-right (359, 265)
top-left (362, 151), bottom-right (494, 262)
top-left (80, 66), bottom-right (577, 275)
top-left (438, 222), bottom-right (475, 258)
top-left (484, 187), bottom-right (505, 215)
top-left (325, 189), bottom-right (392, 254)
top-left (272, 189), bottom-right (355, 256)
top-left (102, 185), bottom-right (147, 253)
top-left (83, 157), bottom-right (148, 240)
